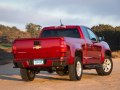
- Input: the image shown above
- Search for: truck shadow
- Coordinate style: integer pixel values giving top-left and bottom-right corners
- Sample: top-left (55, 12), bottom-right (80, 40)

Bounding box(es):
top-left (0, 70), bottom-right (98, 82)
top-left (0, 75), bottom-right (22, 81)
top-left (36, 74), bottom-right (70, 81)
top-left (35, 72), bottom-right (98, 81)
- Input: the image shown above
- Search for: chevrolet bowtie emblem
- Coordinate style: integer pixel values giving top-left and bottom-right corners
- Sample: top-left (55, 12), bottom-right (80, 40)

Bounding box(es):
top-left (33, 45), bottom-right (41, 49)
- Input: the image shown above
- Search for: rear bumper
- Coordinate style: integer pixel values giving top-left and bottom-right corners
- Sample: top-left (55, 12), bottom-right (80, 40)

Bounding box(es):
top-left (13, 58), bottom-right (67, 68)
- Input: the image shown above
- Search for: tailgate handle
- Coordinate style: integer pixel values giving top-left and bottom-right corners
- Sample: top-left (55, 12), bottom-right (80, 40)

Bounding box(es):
top-left (34, 41), bottom-right (41, 45)
top-left (33, 41), bottom-right (42, 49)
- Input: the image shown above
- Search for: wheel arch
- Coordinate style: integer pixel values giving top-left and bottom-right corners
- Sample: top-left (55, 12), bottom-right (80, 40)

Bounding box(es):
top-left (75, 50), bottom-right (83, 62)
top-left (105, 50), bottom-right (112, 58)
top-left (66, 44), bottom-right (83, 64)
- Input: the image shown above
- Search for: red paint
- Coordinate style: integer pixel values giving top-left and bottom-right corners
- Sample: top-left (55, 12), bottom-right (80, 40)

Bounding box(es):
top-left (12, 25), bottom-right (111, 68)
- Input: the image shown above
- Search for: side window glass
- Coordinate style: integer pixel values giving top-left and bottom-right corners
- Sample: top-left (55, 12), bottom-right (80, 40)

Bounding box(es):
top-left (81, 27), bottom-right (89, 39)
top-left (87, 29), bottom-right (97, 41)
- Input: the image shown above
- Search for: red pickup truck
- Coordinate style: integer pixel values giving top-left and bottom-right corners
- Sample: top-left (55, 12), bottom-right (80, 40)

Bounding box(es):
top-left (12, 25), bottom-right (113, 81)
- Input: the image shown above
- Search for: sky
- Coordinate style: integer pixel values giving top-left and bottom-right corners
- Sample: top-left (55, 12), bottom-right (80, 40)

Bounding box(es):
top-left (0, 0), bottom-right (120, 31)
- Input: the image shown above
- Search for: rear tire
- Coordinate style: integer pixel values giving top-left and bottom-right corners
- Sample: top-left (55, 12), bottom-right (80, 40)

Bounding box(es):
top-left (68, 56), bottom-right (83, 81)
top-left (96, 56), bottom-right (113, 76)
top-left (20, 68), bottom-right (35, 81)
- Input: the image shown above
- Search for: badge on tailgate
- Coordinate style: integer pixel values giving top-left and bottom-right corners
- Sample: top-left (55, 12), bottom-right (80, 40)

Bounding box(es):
top-left (33, 40), bottom-right (42, 49)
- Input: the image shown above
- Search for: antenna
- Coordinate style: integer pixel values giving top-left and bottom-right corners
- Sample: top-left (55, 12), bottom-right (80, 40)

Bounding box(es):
top-left (60, 19), bottom-right (64, 26)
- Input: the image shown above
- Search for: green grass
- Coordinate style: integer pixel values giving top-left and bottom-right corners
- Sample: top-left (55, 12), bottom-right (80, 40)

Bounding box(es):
top-left (0, 43), bottom-right (13, 64)
top-left (0, 43), bottom-right (12, 49)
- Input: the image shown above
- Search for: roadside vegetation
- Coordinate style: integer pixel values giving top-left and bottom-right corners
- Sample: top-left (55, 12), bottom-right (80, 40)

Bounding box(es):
top-left (0, 43), bottom-right (11, 49)
top-left (0, 23), bottom-right (42, 44)
top-left (112, 51), bottom-right (120, 58)
top-left (92, 24), bottom-right (120, 51)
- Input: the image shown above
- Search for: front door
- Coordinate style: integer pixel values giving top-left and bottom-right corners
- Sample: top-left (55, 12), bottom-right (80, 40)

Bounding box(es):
top-left (86, 28), bottom-right (101, 64)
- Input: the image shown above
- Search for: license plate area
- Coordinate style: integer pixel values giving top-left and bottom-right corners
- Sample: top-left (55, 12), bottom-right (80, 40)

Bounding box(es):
top-left (34, 59), bottom-right (44, 65)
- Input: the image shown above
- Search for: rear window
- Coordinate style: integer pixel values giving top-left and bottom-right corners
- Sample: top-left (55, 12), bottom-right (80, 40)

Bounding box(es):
top-left (41, 28), bottom-right (80, 38)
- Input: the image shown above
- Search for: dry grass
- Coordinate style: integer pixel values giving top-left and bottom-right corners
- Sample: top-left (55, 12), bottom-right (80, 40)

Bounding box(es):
top-left (112, 51), bottom-right (120, 58)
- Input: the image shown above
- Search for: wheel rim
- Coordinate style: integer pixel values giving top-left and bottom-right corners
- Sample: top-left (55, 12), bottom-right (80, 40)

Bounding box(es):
top-left (103, 58), bottom-right (111, 72)
top-left (28, 70), bottom-right (35, 78)
top-left (76, 61), bottom-right (82, 77)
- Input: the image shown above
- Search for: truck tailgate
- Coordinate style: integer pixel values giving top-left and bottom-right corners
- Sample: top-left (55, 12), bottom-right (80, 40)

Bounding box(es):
top-left (13, 38), bottom-right (63, 60)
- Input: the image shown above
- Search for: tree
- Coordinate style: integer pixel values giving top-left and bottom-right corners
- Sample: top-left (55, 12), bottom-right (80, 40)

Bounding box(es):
top-left (0, 24), bottom-right (31, 43)
top-left (92, 24), bottom-right (120, 51)
top-left (26, 23), bottom-right (42, 38)
top-left (0, 31), bottom-right (2, 36)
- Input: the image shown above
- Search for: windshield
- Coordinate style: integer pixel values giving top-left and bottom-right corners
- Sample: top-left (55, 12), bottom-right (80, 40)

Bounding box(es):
top-left (41, 28), bottom-right (80, 38)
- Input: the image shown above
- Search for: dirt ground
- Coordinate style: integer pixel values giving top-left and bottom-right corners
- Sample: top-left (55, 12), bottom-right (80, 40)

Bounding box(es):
top-left (0, 58), bottom-right (120, 90)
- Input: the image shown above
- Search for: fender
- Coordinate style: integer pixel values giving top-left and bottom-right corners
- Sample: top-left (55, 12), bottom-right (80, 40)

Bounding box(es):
top-left (100, 41), bottom-right (111, 63)
top-left (66, 44), bottom-right (83, 64)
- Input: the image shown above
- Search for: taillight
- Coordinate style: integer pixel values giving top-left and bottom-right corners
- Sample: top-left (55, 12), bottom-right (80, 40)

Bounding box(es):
top-left (60, 38), bottom-right (67, 58)
top-left (12, 46), bottom-right (17, 54)
top-left (60, 39), bottom-right (67, 52)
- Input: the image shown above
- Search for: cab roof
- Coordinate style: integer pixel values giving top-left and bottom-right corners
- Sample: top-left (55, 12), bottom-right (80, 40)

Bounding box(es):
top-left (43, 25), bottom-right (86, 30)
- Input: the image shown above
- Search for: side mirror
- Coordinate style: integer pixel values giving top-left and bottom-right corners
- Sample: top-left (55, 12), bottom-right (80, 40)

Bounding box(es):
top-left (91, 38), bottom-right (98, 43)
top-left (91, 38), bottom-right (97, 41)
top-left (99, 36), bottom-right (104, 41)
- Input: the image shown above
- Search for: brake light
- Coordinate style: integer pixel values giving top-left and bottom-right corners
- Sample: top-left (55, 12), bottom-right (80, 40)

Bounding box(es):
top-left (12, 46), bottom-right (17, 54)
top-left (60, 39), bottom-right (67, 52)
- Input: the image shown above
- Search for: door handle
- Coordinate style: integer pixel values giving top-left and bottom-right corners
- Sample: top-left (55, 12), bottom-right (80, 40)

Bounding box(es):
top-left (88, 44), bottom-right (92, 47)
